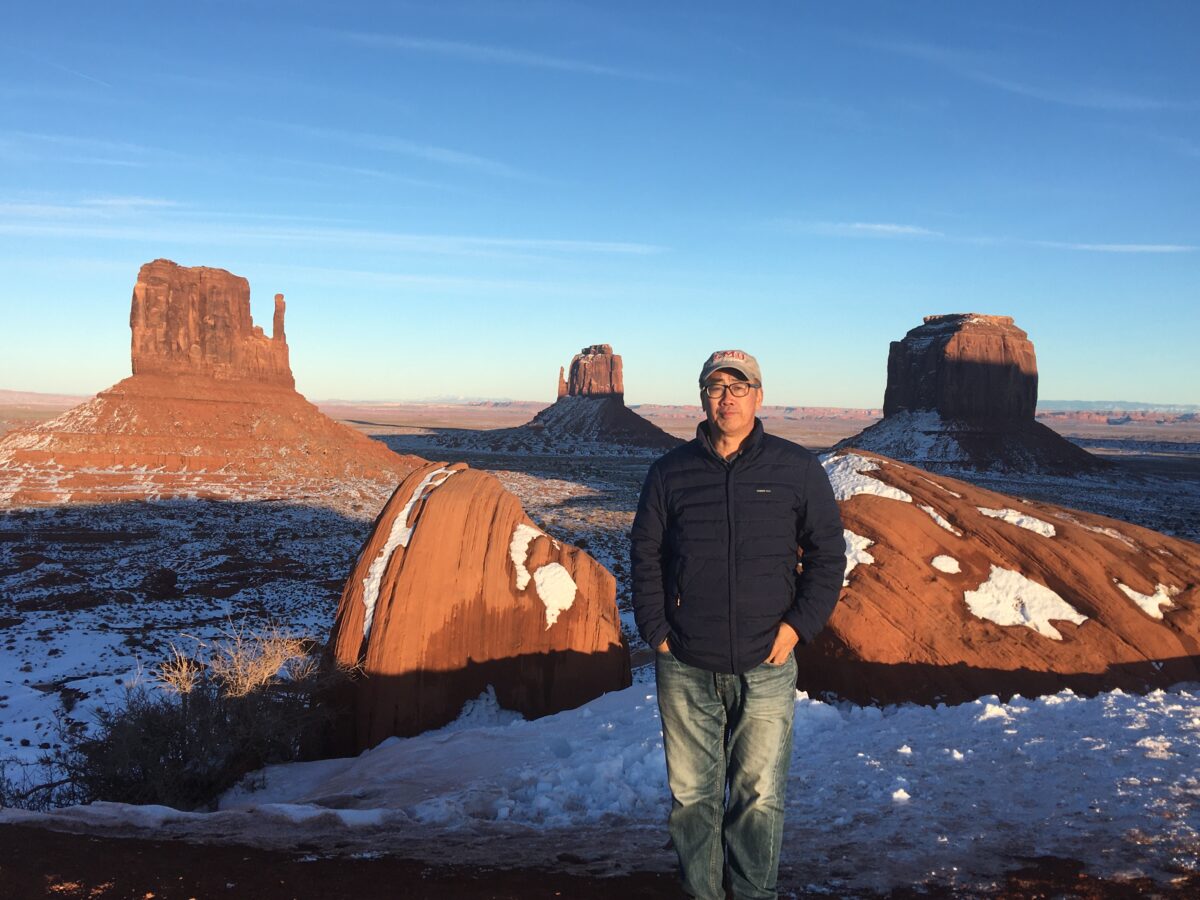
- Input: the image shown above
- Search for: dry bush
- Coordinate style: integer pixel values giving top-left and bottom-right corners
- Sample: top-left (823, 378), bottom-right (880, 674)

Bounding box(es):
top-left (204, 622), bottom-right (309, 698)
top-left (156, 642), bottom-right (204, 695)
top-left (39, 620), bottom-right (342, 811)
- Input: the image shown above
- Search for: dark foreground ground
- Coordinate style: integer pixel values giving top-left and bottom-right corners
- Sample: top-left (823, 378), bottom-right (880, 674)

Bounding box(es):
top-left (2, 825), bottom-right (1197, 899)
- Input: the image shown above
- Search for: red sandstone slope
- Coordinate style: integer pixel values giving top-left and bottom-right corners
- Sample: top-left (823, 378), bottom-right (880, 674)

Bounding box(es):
top-left (327, 461), bottom-right (630, 750)
top-left (798, 449), bottom-right (1200, 704)
top-left (0, 259), bottom-right (421, 507)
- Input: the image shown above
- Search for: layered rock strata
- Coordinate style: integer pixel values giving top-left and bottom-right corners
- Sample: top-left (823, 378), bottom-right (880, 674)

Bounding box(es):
top-left (0, 260), bottom-right (420, 507)
top-left (327, 461), bottom-right (631, 750)
top-left (843, 314), bottom-right (1103, 473)
top-left (796, 449), bottom-right (1200, 704)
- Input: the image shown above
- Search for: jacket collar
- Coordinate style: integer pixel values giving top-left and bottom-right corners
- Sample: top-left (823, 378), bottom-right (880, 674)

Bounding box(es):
top-left (696, 417), bottom-right (765, 465)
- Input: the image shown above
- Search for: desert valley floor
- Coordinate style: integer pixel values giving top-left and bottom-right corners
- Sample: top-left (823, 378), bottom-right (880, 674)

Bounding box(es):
top-left (1, 398), bottom-right (1198, 897)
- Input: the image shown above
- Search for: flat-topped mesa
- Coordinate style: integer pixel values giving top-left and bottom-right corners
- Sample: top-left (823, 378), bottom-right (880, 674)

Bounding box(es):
top-left (883, 313), bottom-right (1037, 421)
top-left (563, 344), bottom-right (623, 398)
top-left (130, 258), bottom-right (294, 388)
top-left (841, 313), bottom-right (1103, 473)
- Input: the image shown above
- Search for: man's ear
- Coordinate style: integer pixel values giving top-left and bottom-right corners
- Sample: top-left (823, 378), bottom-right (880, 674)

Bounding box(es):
top-left (755, 388), bottom-right (764, 412)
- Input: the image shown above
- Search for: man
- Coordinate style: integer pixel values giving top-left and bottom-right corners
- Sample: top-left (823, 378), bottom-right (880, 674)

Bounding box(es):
top-left (630, 349), bottom-right (846, 900)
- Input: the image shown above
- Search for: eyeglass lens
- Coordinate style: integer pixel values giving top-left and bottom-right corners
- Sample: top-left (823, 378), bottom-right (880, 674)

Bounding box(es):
top-left (704, 382), bottom-right (752, 398)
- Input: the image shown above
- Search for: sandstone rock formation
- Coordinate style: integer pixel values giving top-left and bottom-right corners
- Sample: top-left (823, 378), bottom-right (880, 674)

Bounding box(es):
top-left (326, 461), bottom-right (630, 750)
top-left (795, 449), bottom-right (1200, 704)
top-left (842, 314), bottom-right (1104, 473)
top-left (432, 345), bottom-right (679, 455)
top-left (0, 260), bottom-right (421, 508)
top-left (557, 344), bottom-right (623, 398)
top-left (883, 314), bottom-right (1036, 420)
top-left (131, 259), bottom-right (293, 387)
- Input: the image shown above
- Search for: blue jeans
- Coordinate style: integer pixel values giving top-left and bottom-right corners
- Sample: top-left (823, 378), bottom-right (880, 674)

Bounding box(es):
top-left (655, 649), bottom-right (797, 900)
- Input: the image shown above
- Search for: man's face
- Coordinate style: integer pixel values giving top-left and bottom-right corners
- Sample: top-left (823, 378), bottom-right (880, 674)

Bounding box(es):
top-left (701, 368), bottom-right (763, 439)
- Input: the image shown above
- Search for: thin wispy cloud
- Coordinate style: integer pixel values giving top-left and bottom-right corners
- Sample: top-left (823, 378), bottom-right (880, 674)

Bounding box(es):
top-left (858, 36), bottom-right (1195, 112)
top-left (334, 31), bottom-right (664, 82)
top-left (0, 201), bottom-right (665, 258)
top-left (793, 220), bottom-right (945, 238)
top-left (80, 196), bottom-right (178, 210)
top-left (268, 157), bottom-right (466, 193)
top-left (1, 131), bottom-right (164, 168)
top-left (15, 49), bottom-right (112, 88)
top-left (261, 121), bottom-right (526, 180)
top-left (785, 218), bottom-right (1194, 254)
top-left (0, 196), bottom-right (176, 217)
top-left (1031, 240), bottom-right (1195, 254)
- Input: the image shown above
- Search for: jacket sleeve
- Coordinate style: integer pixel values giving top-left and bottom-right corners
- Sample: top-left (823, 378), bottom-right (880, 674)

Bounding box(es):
top-left (630, 461), bottom-right (672, 650)
top-left (782, 454), bottom-right (846, 644)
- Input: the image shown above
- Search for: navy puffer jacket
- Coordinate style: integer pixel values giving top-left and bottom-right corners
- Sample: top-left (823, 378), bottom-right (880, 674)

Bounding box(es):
top-left (630, 419), bottom-right (846, 674)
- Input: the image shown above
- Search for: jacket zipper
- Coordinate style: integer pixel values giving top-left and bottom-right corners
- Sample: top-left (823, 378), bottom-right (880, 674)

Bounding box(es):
top-left (726, 461), bottom-right (738, 674)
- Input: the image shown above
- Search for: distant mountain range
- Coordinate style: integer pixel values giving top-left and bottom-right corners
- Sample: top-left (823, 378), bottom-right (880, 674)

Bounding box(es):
top-left (1038, 400), bottom-right (1200, 413)
top-left (3, 389), bottom-right (1196, 416)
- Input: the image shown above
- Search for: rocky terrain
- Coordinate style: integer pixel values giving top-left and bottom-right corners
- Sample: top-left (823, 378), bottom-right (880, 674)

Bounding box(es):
top-left (0, 260), bottom-right (420, 510)
top-left (2, 288), bottom-right (1199, 895)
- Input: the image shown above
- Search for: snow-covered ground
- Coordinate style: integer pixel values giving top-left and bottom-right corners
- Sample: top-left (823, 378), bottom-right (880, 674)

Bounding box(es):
top-left (4, 680), bottom-right (1198, 893)
top-left (2, 441), bottom-right (1199, 893)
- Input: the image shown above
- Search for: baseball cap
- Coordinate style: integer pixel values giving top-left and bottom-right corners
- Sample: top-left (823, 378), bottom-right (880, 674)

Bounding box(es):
top-left (699, 349), bottom-right (762, 386)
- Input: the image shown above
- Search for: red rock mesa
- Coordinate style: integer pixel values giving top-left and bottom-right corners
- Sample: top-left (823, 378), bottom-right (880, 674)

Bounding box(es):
top-left (448, 344), bottom-right (680, 454)
top-left (556, 343), bottom-right (624, 398)
top-left (842, 314), bottom-right (1104, 472)
top-left (796, 449), bottom-right (1199, 704)
top-left (327, 461), bottom-right (630, 750)
top-left (0, 259), bottom-right (420, 507)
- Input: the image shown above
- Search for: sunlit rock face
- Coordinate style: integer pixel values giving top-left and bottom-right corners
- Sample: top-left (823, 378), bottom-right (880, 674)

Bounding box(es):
top-left (326, 461), bottom-right (631, 751)
top-left (797, 449), bottom-right (1200, 705)
top-left (842, 313), bottom-right (1104, 473)
top-left (557, 343), bottom-right (624, 399)
top-left (130, 259), bottom-right (294, 387)
top-left (0, 259), bottom-right (420, 508)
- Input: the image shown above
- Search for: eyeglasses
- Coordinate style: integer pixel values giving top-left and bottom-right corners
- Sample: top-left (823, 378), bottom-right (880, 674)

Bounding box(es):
top-left (701, 381), bottom-right (759, 398)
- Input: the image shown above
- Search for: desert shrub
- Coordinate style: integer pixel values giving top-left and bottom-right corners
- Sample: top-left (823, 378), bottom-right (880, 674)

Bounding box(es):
top-left (39, 623), bottom-right (342, 811)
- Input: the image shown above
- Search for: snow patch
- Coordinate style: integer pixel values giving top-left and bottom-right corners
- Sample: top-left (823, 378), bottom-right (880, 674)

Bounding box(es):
top-left (1053, 512), bottom-right (1136, 548)
top-left (509, 523), bottom-right (544, 591)
top-left (822, 453), bottom-right (913, 503)
top-left (920, 475), bottom-right (962, 498)
top-left (963, 565), bottom-right (1087, 640)
top-left (1116, 581), bottom-right (1179, 620)
top-left (843, 530), bottom-right (875, 586)
top-left (920, 504), bottom-right (961, 535)
top-left (931, 555), bottom-right (961, 574)
top-left (362, 466), bottom-right (458, 638)
top-left (977, 507), bottom-right (1056, 537)
top-left (532, 562), bottom-right (577, 629)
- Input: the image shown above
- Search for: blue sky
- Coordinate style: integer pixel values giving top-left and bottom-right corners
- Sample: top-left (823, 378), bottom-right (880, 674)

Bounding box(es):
top-left (1, 1), bottom-right (1197, 406)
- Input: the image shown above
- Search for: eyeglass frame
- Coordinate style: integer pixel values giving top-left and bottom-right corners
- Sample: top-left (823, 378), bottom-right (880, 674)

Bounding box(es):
top-left (700, 380), bottom-right (761, 399)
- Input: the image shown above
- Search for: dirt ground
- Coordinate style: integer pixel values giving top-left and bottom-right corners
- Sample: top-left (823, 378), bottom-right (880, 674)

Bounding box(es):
top-left (2, 824), bottom-right (1197, 899)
